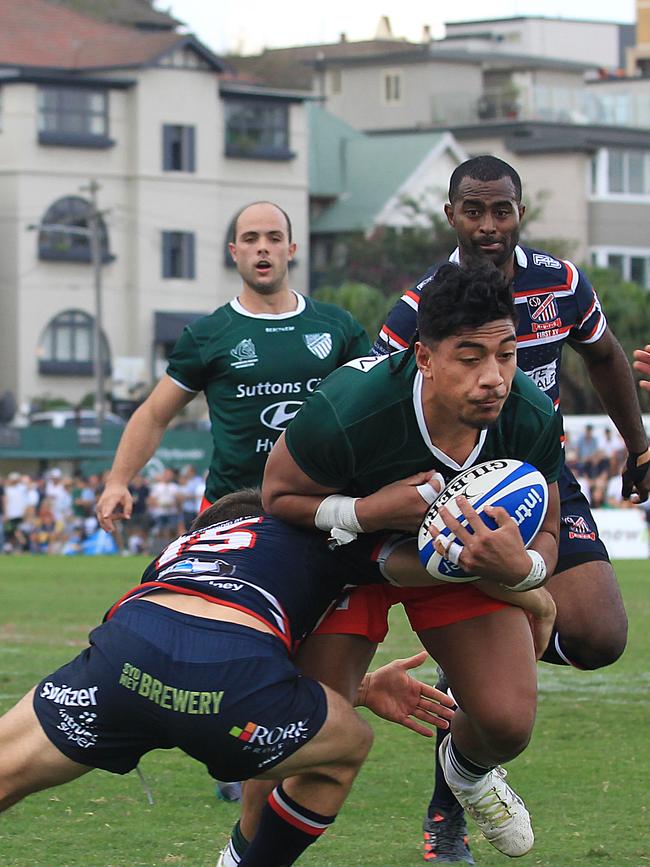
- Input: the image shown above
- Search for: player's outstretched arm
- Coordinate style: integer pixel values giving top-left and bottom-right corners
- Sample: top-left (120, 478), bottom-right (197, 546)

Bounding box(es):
top-left (573, 330), bottom-right (650, 501)
top-left (356, 651), bottom-right (455, 738)
top-left (97, 376), bottom-right (194, 531)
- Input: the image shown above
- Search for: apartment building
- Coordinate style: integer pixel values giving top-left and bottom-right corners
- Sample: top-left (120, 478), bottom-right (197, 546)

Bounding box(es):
top-left (0, 0), bottom-right (309, 412)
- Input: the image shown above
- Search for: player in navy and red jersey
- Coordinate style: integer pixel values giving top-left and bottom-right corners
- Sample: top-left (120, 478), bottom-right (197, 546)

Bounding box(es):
top-left (0, 489), bottom-right (456, 867)
top-left (372, 155), bottom-right (650, 863)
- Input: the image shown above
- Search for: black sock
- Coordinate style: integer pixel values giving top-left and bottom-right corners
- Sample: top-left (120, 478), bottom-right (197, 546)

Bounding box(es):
top-left (446, 737), bottom-right (493, 784)
top-left (540, 627), bottom-right (581, 667)
top-left (239, 783), bottom-right (336, 867)
top-left (428, 725), bottom-right (463, 817)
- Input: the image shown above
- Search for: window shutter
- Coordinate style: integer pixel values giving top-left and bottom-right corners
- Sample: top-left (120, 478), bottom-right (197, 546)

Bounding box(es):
top-left (187, 126), bottom-right (196, 172)
top-left (186, 232), bottom-right (196, 279)
top-left (162, 232), bottom-right (172, 277)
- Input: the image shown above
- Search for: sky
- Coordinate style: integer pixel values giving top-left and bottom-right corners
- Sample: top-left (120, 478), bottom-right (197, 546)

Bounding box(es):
top-left (154, 0), bottom-right (636, 56)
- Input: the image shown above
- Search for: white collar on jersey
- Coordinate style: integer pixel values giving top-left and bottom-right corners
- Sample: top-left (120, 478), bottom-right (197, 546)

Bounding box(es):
top-left (449, 245), bottom-right (528, 269)
top-left (229, 291), bottom-right (306, 319)
top-left (412, 371), bottom-right (488, 471)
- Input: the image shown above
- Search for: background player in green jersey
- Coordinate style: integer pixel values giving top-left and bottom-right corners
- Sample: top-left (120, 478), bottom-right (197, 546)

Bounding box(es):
top-left (96, 201), bottom-right (369, 531)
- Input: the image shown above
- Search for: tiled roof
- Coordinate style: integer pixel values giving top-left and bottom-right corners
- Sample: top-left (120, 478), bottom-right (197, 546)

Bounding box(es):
top-left (0, 0), bottom-right (208, 70)
top-left (50, 0), bottom-right (181, 30)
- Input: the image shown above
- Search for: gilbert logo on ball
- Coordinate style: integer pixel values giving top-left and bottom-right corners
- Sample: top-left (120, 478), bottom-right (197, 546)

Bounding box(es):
top-left (418, 459), bottom-right (548, 582)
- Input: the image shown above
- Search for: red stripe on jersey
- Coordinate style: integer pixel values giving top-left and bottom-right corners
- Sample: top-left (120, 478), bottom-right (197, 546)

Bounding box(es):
top-left (513, 281), bottom-right (572, 298)
top-left (404, 290), bottom-right (421, 307)
top-left (516, 326), bottom-right (571, 344)
top-left (106, 583), bottom-right (292, 650)
top-left (564, 260), bottom-right (579, 291)
top-left (268, 792), bottom-right (328, 836)
top-left (380, 324), bottom-right (410, 348)
top-left (581, 317), bottom-right (606, 342)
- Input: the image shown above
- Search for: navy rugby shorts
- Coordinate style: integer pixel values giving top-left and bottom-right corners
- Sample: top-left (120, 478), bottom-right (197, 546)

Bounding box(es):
top-left (557, 463), bottom-right (610, 573)
top-left (33, 600), bottom-right (327, 780)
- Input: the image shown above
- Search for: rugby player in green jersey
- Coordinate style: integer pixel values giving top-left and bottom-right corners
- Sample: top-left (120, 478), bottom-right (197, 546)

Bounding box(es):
top-left (96, 201), bottom-right (369, 530)
top-left (253, 261), bottom-right (563, 860)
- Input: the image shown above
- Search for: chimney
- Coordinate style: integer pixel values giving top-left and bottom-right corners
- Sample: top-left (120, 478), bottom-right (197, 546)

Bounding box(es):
top-left (339, 32), bottom-right (347, 43)
top-left (375, 16), bottom-right (393, 40)
top-left (422, 24), bottom-right (432, 43)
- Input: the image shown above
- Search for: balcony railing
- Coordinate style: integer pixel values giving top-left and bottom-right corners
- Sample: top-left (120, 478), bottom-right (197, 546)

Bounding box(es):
top-left (430, 86), bottom-right (650, 129)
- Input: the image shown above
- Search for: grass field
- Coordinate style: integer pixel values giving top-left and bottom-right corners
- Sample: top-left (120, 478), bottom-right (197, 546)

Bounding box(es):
top-left (1, 556), bottom-right (649, 866)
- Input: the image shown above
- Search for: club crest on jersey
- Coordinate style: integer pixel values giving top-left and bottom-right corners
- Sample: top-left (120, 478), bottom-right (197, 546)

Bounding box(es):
top-left (562, 514), bottom-right (596, 541)
top-left (303, 333), bottom-right (332, 359)
top-left (527, 294), bottom-right (561, 332)
top-left (532, 253), bottom-right (561, 269)
top-left (231, 339), bottom-right (258, 368)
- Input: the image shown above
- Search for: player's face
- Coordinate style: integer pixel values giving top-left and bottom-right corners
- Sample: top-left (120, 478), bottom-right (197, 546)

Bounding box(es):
top-left (444, 177), bottom-right (525, 278)
top-left (228, 203), bottom-right (296, 295)
top-left (416, 319), bottom-right (517, 429)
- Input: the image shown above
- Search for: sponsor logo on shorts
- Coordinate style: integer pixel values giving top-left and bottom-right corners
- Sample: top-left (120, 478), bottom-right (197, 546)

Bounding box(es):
top-left (303, 332), bottom-right (332, 359)
top-left (230, 339), bottom-right (258, 368)
top-left (56, 709), bottom-right (98, 749)
top-left (40, 682), bottom-right (99, 707)
top-left (229, 718), bottom-right (310, 746)
top-left (562, 514), bottom-right (596, 541)
top-left (119, 662), bottom-right (224, 714)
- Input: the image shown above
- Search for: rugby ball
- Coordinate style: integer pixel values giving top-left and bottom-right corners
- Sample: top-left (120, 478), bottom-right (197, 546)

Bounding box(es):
top-left (417, 459), bottom-right (548, 582)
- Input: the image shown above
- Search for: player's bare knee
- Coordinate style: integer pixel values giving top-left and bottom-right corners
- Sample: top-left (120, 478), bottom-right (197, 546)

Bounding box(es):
top-left (563, 627), bottom-right (627, 670)
top-left (474, 709), bottom-right (534, 761)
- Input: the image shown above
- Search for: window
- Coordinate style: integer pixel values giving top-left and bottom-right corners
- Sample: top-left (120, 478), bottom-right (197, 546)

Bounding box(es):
top-left (382, 71), bottom-right (402, 105)
top-left (38, 87), bottom-right (111, 147)
top-left (595, 148), bottom-right (650, 197)
top-left (162, 124), bottom-right (196, 172)
top-left (37, 310), bottom-right (110, 376)
top-left (224, 99), bottom-right (292, 160)
top-left (38, 196), bottom-right (113, 263)
top-left (162, 231), bottom-right (195, 279)
top-left (592, 248), bottom-right (650, 288)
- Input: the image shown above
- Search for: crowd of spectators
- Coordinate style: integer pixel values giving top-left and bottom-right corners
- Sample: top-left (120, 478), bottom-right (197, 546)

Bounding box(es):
top-left (0, 434), bottom-right (645, 555)
top-left (0, 465), bottom-right (205, 556)
top-left (564, 424), bottom-right (633, 509)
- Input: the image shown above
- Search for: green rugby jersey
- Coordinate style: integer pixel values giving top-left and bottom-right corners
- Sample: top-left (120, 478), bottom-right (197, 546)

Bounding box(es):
top-left (167, 293), bottom-right (370, 501)
top-left (284, 352), bottom-right (563, 495)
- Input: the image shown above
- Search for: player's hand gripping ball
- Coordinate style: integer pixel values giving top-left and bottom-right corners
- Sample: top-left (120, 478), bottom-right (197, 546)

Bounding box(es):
top-left (417, 459), bottom-right (548, 582)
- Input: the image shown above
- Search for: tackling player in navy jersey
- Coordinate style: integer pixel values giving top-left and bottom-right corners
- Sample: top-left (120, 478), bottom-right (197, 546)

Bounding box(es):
top-left (376, 155), bottom-right (649, 863)
top-left (0, 490), bottom-right (458, 867)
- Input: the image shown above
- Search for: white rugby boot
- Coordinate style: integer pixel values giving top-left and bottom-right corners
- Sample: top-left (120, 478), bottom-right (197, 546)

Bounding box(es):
top-left (439, 733), bottom-right (534, 858)
top-left (216, 839), bottom-right (240, 867)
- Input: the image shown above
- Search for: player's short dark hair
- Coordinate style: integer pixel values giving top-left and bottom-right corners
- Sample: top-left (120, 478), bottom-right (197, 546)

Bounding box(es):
top-left (417, 262), bottom-right (516, 345)
top-left (190, 488), bottom-right (263, 531)
top-left (231, 202), bottom-right (293, 243)
top-left (448, 156), bottom-right (522, 203)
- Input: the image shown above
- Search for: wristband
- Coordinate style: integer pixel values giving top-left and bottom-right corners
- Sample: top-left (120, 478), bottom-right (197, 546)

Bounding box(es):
top-left (314, 495), bottom-right (362, 546)
top-left (505, 549), bottom-right (547, 592)
top-left (621, 447), bottom-right (650, 499)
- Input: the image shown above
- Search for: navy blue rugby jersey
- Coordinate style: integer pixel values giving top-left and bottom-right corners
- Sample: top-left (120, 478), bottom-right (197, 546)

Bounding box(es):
top-left (105, 516), bottom-right (387, 653)
top-left (375, 245), bottom-right (607, 412)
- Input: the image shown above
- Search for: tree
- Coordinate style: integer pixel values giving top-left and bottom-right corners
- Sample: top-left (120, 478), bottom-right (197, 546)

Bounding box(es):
top-left (559, 267), bottom-right (650, 414)
top-left (313, 282), bottom-right (400, 341)
top-left (320, 188), bottom-right (575, 295)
